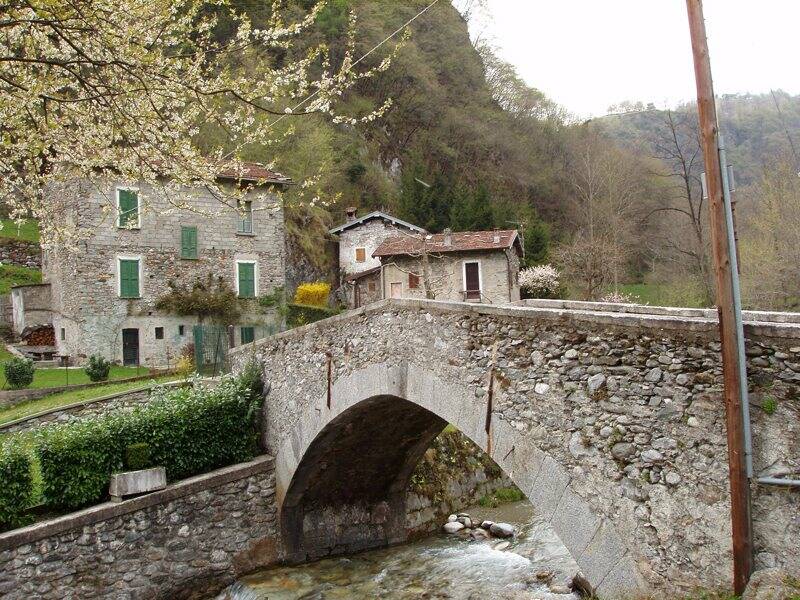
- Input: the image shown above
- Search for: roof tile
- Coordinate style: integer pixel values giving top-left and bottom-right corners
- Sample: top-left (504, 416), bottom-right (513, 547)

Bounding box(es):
top-left (373, 229), bottom-right (520, 257)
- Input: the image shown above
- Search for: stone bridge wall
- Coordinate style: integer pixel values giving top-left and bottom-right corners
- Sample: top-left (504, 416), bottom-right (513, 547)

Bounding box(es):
top-left (231, 298), bottom-right (800, 598)
top-left (0, 456), bottom-right (278, 600)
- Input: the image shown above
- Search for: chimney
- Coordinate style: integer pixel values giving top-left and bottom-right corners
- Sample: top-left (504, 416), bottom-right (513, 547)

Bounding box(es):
top-left (443, 228), bottom-right (452, 247)
top-left (345, 206), bottom-right (357, 221)
top-left (493, 232), bottom-right (501, 244)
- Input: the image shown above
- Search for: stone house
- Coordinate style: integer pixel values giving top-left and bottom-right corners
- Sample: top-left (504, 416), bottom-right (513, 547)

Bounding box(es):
top-left (328, 208), bottom-right (426, 308)
top-left (373, 229), bottom-right (523, 304)
top-left (37, 163), bottom-right (290, 367)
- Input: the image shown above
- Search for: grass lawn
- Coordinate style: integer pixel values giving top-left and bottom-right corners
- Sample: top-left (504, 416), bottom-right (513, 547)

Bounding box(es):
top-left (615, 283), bottom-right (709, 308)
top-left (0, 363), bottom-right (151, 390)
top-left (0, 218), bottom-right (40, 243)
top-left (0, 264), bottom-right (42, 294)
top-left (0, 374), bottom-right (179, 426)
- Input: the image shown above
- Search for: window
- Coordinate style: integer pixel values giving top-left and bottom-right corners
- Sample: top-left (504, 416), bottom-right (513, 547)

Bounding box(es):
top-left (408, 273), bottom-right (420, 290)
top-left (60, 328), bottom-right (66, 341)
top-left (241, 326), bottom-right (255, 344)
top-left (117, 188), bottom-right (140, 228)
top-left (367, 281), bottom-right (376, 293)
top-left (463, 261), bottom-right (481, 301)
top-left (178, 325), bottom-right (185, 336)
top-left (355, 247), bottom-right (366, 263)
top-left (155, 327), bottom-right (164, 340)
top-left (180, 226), bottom-right (198, 259)
top-left (236, 261), bottom-right (257, 298)
top-left (237, 201), bottom-right (253, 234)
top-left (118, 258), bottom-right (141, 298)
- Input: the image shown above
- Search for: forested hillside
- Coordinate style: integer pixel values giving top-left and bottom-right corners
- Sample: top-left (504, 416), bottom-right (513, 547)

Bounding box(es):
top-left (197, 0), bottom-right (800, 310)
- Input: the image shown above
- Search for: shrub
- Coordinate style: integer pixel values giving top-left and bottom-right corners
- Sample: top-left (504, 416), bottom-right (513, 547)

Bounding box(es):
top-left (259, 285), bottom-right (285, 308)
top-left (36, 373), bottom-right (264, 510)
top-left (0, 442), bottom-right (34, 530)
top-left (599, 290), bottom-right (637, 304)
top-left (84, 354), bottom-right (111, 382)
top-left (4, 357), bottom-right (34, 389)
top-left (287, 303), bottom-right (339, 328)
top-left (519, 264), bottom-right (562, 299)
top-left (125, 443), bottom-right (151, 470)
top-left (293, 282), bottom-right (330, 307)
top-left (762, 396), bottom-right (778, 415)
top-left (176, 355), bottom-right (194, 379)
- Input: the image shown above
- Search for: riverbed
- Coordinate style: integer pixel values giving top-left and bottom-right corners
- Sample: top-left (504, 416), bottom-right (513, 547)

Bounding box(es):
top-left (218, 500), bottom-right (582, 600)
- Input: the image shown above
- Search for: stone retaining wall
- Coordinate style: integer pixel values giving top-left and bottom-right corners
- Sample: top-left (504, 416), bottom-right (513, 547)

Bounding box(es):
top-left (0, 380), bottom-right (185, 436)
top-left (0, 455), bottom-right (279, 599)
top-left (0, 238), bottom-right (41, 269)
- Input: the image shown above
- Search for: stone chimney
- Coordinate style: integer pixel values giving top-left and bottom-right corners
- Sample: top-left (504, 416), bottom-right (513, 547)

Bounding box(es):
top-left (443, 228), bottom-right (452, 247)
top-left (493, 232), bottom-right (501, 244)
top-left (345, 206), bottom-right (357, 221)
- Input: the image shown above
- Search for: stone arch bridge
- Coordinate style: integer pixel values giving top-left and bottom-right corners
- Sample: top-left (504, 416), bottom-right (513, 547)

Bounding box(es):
top-left (230, 298), bottom-right (800, 598)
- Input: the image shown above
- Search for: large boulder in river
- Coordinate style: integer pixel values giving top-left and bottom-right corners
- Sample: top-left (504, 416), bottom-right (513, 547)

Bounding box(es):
top-left (489, 522), bottom-right (515, 538)
top-left (443, 521), bottom-right (465, 534)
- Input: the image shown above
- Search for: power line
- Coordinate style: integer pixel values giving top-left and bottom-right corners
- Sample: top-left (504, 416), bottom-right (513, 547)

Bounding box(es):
top-left (269, 0), bottom-right (442, 129)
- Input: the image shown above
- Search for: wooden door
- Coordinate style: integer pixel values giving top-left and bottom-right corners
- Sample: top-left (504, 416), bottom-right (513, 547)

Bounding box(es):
top-left (464, 262), bottom-right (481, 300)
top-left (122, 328), bottom-right (139, 366)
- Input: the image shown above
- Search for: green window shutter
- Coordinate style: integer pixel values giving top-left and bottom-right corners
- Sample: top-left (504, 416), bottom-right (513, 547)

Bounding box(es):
top-left (181, 226), bottom-right (197, 259)
top-left (118, 189), bottom-right (139, 227)
top-left (240, 326), bottom-right (255, 344)
top-left (119, 259), bottom-right (140, 298)
top-left (238, 262), bottom-right (255, 298)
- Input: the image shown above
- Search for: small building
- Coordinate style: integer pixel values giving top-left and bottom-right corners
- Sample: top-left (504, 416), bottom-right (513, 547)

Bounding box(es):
top-left (329, 208), bottom-right (426, 308)
top-left (39, 162), bottom-right (290, 367)
top-left (373, 229), bottom-right (523, 304)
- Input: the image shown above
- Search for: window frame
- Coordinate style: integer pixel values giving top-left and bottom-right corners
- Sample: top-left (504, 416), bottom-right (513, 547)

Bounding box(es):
top-left (155, 326), bottom-right (164, 340)
top-left (180, 225), bottom-right (198, 259)
top-left (117, 255), bottom-right (142, 299)
top-left (408, 272), bottom-right (420, 290)
top-left (178, 325), bottom-right (185, 336)
top-left (236, 200), bottom-right (254, 235)
top-left (355, 247), bottom-right (366, 263)
top-left (116, 186), bottom-right (141, 229)
top-left (235, 259), bottom-right (258, 298)
top-left (462, 260), bottom-right (482, 300)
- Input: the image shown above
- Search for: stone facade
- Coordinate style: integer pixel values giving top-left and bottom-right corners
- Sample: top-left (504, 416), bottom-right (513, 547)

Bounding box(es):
top-left (0, 456), bottom-right (278, 600)
top-left (231, 298), bottom-right (800, 598)
top-left (43, 178), bottom-right (286, 366)
top-left (333, 215), bottom-right (423, 276)
top-left (381, 247), bottom-right (521, 304)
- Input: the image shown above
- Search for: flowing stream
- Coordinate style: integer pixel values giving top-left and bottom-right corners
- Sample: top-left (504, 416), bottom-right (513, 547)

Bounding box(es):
top-left (218, 500), bottom-right (582, 600)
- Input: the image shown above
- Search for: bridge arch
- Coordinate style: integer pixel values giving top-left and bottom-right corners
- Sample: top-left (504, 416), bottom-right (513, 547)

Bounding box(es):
top-left (274, 361), bottom-right (645, 599)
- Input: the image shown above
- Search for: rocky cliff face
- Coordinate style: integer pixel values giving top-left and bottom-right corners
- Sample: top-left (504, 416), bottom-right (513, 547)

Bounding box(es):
top-left (405, 428), bottom-right (516, 537)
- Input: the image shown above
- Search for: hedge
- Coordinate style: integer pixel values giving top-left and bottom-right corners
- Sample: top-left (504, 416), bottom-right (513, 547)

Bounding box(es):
top-left (36, 369), bottom-right (263, 510)
top-left (287, 303), bottom-right (339, 328)
top-left (0, 442), bottom-right (34, 530)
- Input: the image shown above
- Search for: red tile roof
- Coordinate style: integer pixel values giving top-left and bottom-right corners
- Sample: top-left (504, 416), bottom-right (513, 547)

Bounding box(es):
top-left (373, 229), bottom-right (521, 258)
top-left (215, 162), bottom-right (292, 184)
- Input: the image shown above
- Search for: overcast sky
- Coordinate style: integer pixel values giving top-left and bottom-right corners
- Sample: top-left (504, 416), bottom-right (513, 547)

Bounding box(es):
top-left (467, 1), bottom-right (800, 118)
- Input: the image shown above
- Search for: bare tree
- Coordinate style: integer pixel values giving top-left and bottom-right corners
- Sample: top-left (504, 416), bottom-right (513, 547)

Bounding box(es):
top-left (644, 111), bottom-right (713, 302)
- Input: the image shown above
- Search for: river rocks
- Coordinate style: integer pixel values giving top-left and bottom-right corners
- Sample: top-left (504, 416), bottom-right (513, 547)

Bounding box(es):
top-left (480, 520), bottom-right (494, 530)
top-left (470, 528), bottom-right (490, 541)
top-left (442, 522), bottom-right (465, 534)
top-left (489, 522), bottom-right (515, 538)
top-left (447, 514), bottom-right (458, 522)
top-left (493, 541), bottom-right (510, 551)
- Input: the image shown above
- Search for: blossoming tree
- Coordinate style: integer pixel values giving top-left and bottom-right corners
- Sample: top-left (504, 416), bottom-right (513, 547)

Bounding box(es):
top-left (0, 0), bottom-right (400, 248)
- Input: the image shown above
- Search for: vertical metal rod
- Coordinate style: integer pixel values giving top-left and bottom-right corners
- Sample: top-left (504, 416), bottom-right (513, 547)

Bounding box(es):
top-left (686, 1), bottom-right (753, 593)
top-left (719, 136), bottom-right (753, 479)
top-left (326, 351), bottom-right (332, 409)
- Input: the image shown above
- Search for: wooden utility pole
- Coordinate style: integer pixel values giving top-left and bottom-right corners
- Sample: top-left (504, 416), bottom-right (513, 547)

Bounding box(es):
top-left (685, 0), bottom-right (752, 594)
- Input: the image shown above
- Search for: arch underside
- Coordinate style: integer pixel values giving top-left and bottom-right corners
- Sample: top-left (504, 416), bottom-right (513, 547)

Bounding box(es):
top-left (272, 362), bottom-right (646, 599)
